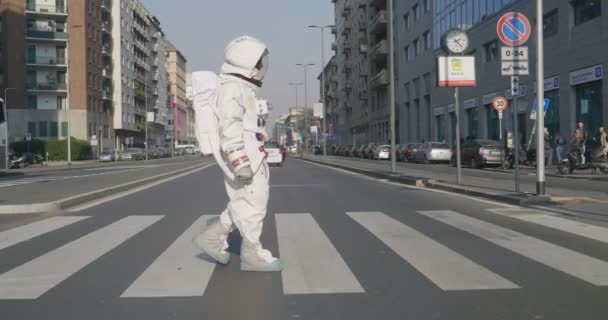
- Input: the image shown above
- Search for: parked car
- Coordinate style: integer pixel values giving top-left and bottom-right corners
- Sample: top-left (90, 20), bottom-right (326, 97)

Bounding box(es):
top-left (313, 145), bottom-right (322, 155)
top-left (364, 143), bottom-right (378, 159)
top-left (413, 142), bottom-right (453, 164)
top-left (264, 142), bottom-right (283, 166)
top-left (373, 145), bottom-right (392, 160)
top-left (399, 143), bottom-right (421, 162)
top-left (452, 139), bottom-right (504, 169)
top-left (98, 152), bottom-right (115, 162)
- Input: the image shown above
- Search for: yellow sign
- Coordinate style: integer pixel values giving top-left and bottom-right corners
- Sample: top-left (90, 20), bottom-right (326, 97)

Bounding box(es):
top-left (451, 59), bottom-right (463, 72)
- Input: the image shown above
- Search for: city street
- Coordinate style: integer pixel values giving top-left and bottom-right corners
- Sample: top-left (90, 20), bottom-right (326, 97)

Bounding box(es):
top-left (1, 158), bottom-right (607, 319)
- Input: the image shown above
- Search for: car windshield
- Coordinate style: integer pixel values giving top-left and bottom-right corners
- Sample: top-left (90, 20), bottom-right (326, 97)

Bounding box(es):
top-left (264, 142), bottom-right (280, 149)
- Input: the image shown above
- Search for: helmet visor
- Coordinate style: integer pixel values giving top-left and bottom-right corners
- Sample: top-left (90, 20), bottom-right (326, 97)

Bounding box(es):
top-left (254, 50), bottom-right (270, 82)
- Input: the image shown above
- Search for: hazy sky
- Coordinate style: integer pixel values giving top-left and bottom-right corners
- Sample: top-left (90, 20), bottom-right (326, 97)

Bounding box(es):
top-left (142, 0), bottom-right (335, 121)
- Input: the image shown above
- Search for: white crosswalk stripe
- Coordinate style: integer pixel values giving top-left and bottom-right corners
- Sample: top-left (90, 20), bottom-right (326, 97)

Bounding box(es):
top-left (0, 216), bottom-right (90, 251)
top-left (420, 210), bottom-right (608, 286)
top-left (276, 213), bottom-right (365, 294)
top-left (121, 215), bottom-right (217, 298)
top-left (0, 215), bottom-right (164, 300)
top-left (488, 208), bottom-right (608, 244)
top-left (0, 209), bottom-right (606, 300)
top-left (348, 211), bottom-right (519, 291)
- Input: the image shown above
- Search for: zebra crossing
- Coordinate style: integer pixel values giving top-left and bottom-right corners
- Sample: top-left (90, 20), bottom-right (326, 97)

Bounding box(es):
top-left (0, 208), bottom-right (607, 300)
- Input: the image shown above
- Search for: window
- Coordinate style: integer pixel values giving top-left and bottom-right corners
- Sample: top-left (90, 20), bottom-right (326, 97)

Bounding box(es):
top-left (50, 122), bottom-right (58, 137)
top-left (413, 4), bottom-right (420, 21)
top-left (484, 40), bottom-right (499, 62)
top-left (544, 9), bottom-right (559, 38)
top-left (423, 0), bottom-right (430, 13)
top-left (423, 31), bottom-right (431, 50)
top-left (403, 13), bottom-right (410, 31)
top-left (28, 122), bottom-right (37, 137)
top-left (61, 122), bottom-right (68, 137)
top-left (572, 0), bottom-right (601, 26)
top-left (38, 121), bottom-right (48, 137)
top-left (27, 95), bottom-right (37, 109)
top-left (413, 38), bottom-right (420, 57)
top-left (404, 46), bottom-right (411, 63)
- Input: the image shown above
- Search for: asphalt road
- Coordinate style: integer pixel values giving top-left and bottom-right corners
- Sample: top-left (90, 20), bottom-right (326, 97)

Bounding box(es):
top-left (1, 159), bottom-right (607, 319)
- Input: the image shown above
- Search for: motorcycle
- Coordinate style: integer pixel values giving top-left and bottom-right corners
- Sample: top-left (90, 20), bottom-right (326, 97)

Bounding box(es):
top-left (558, 145), bottom-right (608, 175)
top-left (9, 152), bottom-right (45, 169)
top-left (501, 145), bottom-right (549, 169)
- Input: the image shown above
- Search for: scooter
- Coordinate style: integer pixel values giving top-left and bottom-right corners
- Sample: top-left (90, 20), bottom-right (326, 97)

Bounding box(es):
top-left (558, 146), bottom-right (608, 175)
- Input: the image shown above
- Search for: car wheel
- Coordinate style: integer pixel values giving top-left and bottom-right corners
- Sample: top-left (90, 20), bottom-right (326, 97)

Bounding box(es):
top-left (450, 156), bottom-right (457, 167)
top-left (471, 157), bottom-right (481, 169)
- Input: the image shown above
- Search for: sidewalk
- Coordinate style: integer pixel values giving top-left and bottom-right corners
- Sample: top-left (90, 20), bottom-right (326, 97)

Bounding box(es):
top-left (302, 155), bottom-right (608, 217)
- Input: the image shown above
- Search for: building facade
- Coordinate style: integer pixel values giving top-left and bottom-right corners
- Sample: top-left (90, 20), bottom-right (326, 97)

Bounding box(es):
top-left (1, 0), bottom-right (112, 149)
top-left (428, 0), bottom-right (607, 151)
top-left (148, 15), bottom-right (170, 147)
top-left (318, 55), bottom-right (339, 143)
top-left (165, 41), bottom-right (190, 144)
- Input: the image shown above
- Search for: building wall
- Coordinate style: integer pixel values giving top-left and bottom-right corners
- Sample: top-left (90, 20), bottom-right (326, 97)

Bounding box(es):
top-left (428, 0), bottom-right (608, 151)
top-left (166, 41), bottom-right (189, 143)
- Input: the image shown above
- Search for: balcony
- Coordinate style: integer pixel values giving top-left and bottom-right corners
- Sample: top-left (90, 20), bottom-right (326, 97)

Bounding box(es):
top-left (369, 10), bottom-right (388, 35)
top-left (102, 66), bottom-right (112, 78)
top-left (101, 21), bottom-right (112, 34)
top-left (331, 26), bottom-right (337, 35)
top-left (368, 40), bottom-right (388, 62)
top-left (25, 4), bottom-right (68, 16)
top-left (341, 3), bottom-right (351, 17)
top-left (26, 30), bottom-right (68, 41)
top-left (101, 0), bottom-right (111, 12)
top-left (102, 89), bottom-right (112, 101)
top-left (370, 69), bottom-right (389, 88)
top-left (369, 0), bottom-right (387, 9)
top-left (101, 45), bottom-right (112, 56)
top-left (26, 81), bottom-right (67, 92)
top-left (342, 83), bottom-right (353, 91)
top-left (359, 92), bottom-right (369, 101)
top-left (331, 42), bottom-right (337, 51)
top-left (26, 56), bottom-right (67, 67)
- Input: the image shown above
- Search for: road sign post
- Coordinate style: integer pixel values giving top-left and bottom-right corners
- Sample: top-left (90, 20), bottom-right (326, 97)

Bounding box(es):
top-left (498, 12), bottom-right (531, 193)
top-left (492, 97), bottom-right (508, 141)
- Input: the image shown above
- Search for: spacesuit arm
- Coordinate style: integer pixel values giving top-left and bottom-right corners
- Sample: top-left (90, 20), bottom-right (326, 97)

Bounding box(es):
top-left (219, 87), bottom-right (250, 171)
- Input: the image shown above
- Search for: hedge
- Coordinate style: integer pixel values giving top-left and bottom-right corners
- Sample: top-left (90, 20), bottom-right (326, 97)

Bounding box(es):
top-left (10, 138), bottom-right (93, 161)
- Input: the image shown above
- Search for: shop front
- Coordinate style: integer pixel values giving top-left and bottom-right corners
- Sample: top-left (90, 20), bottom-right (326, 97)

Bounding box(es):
top-left (571, 65), bottom-right (604, 144)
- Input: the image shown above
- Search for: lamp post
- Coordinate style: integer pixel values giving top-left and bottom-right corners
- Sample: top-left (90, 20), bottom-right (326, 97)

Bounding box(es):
top-left (145, 75), bottom-right (149, 161)
top-left (1, 88), bottom-right (15, 171)
top-left (288, 82), bottom-right (303, 108)
top-left (296, 63), bottom-right (314, 152)
top-left (308, 24), bottom-right (334, 157)
top-left (388, 0), bottom-right (397, 173)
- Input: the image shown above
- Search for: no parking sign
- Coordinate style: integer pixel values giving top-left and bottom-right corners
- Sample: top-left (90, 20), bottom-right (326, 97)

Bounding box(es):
top-left (497, 12), bottom-right (531, 47)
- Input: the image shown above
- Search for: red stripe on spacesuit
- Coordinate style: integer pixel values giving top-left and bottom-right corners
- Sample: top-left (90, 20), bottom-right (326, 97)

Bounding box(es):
top-left (231, 155), bottom-right (250, 167)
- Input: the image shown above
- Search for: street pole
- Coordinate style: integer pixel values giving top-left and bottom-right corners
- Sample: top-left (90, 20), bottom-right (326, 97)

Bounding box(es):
top-left (388, 0), bottom-right (396, 173)
top-left (454, 87), bottom-right (462, 184)
top-left (3, 88), bottom-right (15, 172)
top-left (535, 0), bottom-right (546, 195)
top-left (145, 77), bottom-right (149, 161)
top-left (297, 63), bottom-right (314, 152)
top-left (513, 96), bottom-right (520, 192)
top-left (309, 25), bottom-right (334, 158)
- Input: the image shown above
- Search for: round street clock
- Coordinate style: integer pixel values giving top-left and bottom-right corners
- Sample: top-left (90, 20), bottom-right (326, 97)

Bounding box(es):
top-left (442, 28), bottom-right (470, 55)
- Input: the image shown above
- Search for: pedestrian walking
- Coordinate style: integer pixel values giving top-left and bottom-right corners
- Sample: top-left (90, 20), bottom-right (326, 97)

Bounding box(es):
top-left (572, 122), bottom-right (587, 164)
top-left (595, 126), bottom-right (608, 157)
top-left (554, 131), bottom-right (566, 162)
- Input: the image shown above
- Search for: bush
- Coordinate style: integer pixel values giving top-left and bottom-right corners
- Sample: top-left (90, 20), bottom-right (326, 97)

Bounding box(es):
top-left (10, 138), bottom-right (92, 161)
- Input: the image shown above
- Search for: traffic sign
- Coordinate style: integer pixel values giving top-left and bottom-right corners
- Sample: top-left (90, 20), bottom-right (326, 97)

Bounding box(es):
top-left (511, 76), bottom-right (520, 96)
top-left (25, 133), bottom-right (31, 142)
top-left (492, 96), bottom-right (509, 112)
top-left (501, 61), bottom-right (529, 76)
top-left (501, 46), bottom-right (529, 61)
top-left (497, 12), bottom-right (531, 47)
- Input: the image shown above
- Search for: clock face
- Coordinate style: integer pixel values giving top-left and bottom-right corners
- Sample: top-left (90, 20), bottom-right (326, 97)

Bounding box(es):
top-left (444, 29), bottom-right (469, 54)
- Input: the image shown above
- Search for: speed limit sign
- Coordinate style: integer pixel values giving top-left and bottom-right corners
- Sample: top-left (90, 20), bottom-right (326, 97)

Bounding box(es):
top-left (492, 96), bottom-right (509, 112)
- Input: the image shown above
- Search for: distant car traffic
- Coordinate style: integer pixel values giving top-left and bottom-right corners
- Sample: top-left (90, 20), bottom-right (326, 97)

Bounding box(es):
top-left (373, 145), bottom-right (391, 160)
top-left (98, 152), bottom-right (115, 162)
top-left (264, 142), bottom-right (283, 166)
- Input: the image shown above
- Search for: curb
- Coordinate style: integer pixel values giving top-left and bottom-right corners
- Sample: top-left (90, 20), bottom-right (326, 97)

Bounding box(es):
top-left (302, 158), bottom-right (555, 206)
top-left (0, 161), bottom-right (214, 215)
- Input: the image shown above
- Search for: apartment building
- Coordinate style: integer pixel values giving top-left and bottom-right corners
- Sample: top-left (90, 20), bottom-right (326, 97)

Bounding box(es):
top-left (428, 0), bottom-right (607, 150)
top-left (367, 0), bottom-right (390, 144)
top-left (148, 15), bottom-right (170, 147)
top-left (318, 55), bottom-right (339, 142)
top-left (0, 0), bottom-right (112, 150)
top-left (165, 40), bottom-right (190, 145)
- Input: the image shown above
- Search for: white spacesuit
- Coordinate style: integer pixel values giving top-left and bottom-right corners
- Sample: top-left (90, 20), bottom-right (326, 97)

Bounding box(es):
top-left (196, 36), bottom-right (281, 272)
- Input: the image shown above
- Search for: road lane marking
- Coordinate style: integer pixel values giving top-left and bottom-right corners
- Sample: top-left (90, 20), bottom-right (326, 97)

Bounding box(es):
top-left (420, 210), bottom-right (608, 286)
top-left (348, 211), bottom-right (518, 291)
top-left (276, 213), bottom-right (364, 294)
top-left (488, 209), bottom-right (608, 244)
top-left (0, 216), bottom-right (90, 251)
top-left (67, 162), bottom-right (215, 212)
top-left (121, 215), bottom-right (217, 298)
top-left (0, 215), bottom-right (164, 300)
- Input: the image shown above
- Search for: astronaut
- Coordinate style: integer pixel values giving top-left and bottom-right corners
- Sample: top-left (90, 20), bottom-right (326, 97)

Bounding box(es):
top-left (196, 36), bottom-right (281, 272)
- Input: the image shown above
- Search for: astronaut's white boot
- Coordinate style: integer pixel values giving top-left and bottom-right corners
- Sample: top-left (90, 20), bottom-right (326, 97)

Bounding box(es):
top-left (194, 220), bottom-right (232, 265)
top-left (240, 238), bottom-right (282, 272)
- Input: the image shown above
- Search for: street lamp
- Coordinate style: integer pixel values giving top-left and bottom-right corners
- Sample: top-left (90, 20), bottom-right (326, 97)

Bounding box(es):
top-left (296, 63), bottom-right (314, 152)
top-left (66, 24), bottom-right (83, 165)
top-left (308, 24), bottom-right (335, 158)
top-left (288, 82), bottom-right (303, 109)
top-left (388, 0), bottom-right (397, 173)
top-left (145, 75), bottom-right (149, 161)
top-left (1, 88), bottom-right (15, 171)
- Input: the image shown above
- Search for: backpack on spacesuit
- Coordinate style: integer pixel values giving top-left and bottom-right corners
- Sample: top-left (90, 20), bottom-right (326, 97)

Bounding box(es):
top-left (191, 71), bottom-right (234, 180)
